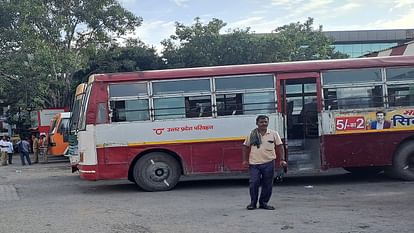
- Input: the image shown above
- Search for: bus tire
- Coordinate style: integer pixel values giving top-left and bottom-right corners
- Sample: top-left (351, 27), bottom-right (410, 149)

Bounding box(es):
top-left (387, 143), bottom-right (414, 181)
top-left (133, 152), bottom-right (181, 191)
top-left (343, 166), bottom-right (383, 175)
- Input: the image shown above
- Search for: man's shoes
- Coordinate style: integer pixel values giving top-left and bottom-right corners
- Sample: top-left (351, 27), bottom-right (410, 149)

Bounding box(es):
top-left (246, 204), bottom-right (256, 210)
top-left (259, 204), bottom-right (275, 210)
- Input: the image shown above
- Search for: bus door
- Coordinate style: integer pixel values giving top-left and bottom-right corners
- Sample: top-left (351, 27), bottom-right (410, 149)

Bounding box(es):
top-left (278, 72), bottom-right (321, 171)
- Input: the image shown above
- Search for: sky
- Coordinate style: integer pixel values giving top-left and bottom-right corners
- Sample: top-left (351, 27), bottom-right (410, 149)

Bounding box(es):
top-left (117, 0), bottom-right (414, 50)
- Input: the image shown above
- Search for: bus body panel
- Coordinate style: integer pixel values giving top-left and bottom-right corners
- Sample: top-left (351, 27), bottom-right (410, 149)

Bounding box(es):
top-left (323, 130), bottom-right (414, 168)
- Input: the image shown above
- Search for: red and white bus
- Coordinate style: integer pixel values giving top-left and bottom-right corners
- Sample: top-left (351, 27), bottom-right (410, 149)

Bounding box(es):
top-left (75, 55), bottom-right (414, 191)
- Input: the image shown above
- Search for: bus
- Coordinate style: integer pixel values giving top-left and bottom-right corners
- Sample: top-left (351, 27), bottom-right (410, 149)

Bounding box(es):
top-left (67, 83), bottom-right (87, 171)
top-left (74, 55), bottom-right (414, 191)
top-left (48, 112), bottom-right (71, 156)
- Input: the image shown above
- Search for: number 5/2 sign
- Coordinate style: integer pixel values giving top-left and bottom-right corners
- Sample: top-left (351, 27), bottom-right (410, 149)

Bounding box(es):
top-left (335, 116), bottom-right (366, 131)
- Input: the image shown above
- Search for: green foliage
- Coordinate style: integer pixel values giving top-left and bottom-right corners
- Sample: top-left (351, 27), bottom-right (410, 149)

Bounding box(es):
top-left (162, 17), bottom-right (348, 68)
top-left (0, 0), bottom-right (142, 111)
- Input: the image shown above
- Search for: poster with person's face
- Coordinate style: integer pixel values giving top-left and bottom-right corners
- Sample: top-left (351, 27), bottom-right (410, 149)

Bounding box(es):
top-left (334, 109), bottom-right (414, 134)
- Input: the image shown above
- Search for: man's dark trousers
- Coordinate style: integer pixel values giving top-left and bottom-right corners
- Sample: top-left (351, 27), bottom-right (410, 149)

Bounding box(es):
top-left (249, 160), bottom-right (274, 206)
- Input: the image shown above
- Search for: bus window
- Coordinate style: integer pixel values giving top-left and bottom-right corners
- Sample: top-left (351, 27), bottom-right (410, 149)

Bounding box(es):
top-left (323, 68), bottom-right (382, 85)
top-left (110, 99), bottom-right (149, 122)
top-left (388, 84), bottom-right (414, 107)
top-left (386, 67), bottom-right (414, 81)
top-left (153, 79), bottom-right (210, 94)
top-left (215, 74), bottom-right (274, 90)
top-left (154, 97), bottom-right (186, 120)
top-left (324, 86), bottom-right (383, 110)
top-left (185, 96), bottom-right (212, 118)
top-left (109, 83), bottom-right (148, 97)
top-left (243, 92), bottom-right (276, 115)
top-left (216, 94), bottom-right (242, 116)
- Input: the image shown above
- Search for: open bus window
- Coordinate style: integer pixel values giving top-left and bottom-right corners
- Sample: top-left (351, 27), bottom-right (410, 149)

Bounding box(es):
top-left (110, 99), bottom-right (149, 122)
top-left (388, 84), bottom-right (414, 107)
top-left (217, 92), bottom-right (275, 116)
top-left (217, 94), bottom-right (242, 116)
top-left (185, 96), bottom-right (212, 118)
top-left (324, 86), bottom-right (383, 110)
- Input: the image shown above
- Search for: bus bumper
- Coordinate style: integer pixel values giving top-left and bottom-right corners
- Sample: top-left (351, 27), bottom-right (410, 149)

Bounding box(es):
top-left (78, 165), bottom-right (98, 180)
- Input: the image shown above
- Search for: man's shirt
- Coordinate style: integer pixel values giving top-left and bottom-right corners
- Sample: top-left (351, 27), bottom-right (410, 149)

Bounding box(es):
top-left (243, 129), bottom-right (282, 165)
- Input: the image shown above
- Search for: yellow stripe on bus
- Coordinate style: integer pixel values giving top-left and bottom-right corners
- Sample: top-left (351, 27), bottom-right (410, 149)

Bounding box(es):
top-left (335, 127), bottom-right (414, 135)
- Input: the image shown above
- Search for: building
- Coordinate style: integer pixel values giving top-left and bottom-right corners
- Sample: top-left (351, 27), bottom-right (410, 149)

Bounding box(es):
top-left (324, 29), bottom-right (414, 57)
top-left (362, 40), bottom-right (414, 57)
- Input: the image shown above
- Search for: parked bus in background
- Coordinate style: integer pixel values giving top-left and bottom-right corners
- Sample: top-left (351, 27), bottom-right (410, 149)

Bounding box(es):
top-left (30, 108), bottom-right (67, 135)
top-left (67, 83), bottom-right (87, 171)
top-left (73, 55), bottom-right (414, 191)
top-left (48, 112), bottom-right (71, 156)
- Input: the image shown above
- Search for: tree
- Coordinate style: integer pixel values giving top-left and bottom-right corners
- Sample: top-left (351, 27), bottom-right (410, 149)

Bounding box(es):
top-left (0, 0), bottom-right (142, 110)
top-left (73, 39), bottom-right (166, 85)
top-left (161, 17), bottom-right (348, 68)
top-left (272, 17), bottom-right (348, 61)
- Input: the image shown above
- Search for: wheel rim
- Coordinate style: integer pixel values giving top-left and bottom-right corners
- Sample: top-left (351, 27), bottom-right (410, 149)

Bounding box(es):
top-left (146, 161), bottom-right (170, 182)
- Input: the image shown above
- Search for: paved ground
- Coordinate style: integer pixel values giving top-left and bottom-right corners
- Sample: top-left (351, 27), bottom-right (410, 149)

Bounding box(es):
top-left (0, 154), bottom-right (413, 233)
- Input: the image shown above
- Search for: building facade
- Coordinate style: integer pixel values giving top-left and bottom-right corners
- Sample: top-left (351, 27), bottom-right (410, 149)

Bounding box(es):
top-left (324, 29), bottom-right (414, 57)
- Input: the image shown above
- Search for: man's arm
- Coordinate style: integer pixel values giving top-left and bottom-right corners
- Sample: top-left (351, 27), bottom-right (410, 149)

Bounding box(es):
top-left (242, 145), bottom-right (250, 167)
top-left (276, 144), bottom-right (287, 168)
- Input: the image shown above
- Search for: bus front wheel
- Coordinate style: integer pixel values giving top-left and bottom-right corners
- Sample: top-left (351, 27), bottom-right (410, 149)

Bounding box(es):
top-left (133, 152), bottom-right (181, 191)
top-left (387, 143), bottom-right (414, 181)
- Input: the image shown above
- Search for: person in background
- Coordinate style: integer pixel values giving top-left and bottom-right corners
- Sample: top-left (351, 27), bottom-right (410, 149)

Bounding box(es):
top-left (18, 137), bottom-right (32, 166)
top-left (0, 136), bottom-right (8, 166)
top-left (242, 115), bottom-right (286, 210)
top-left (32, 134), bottom-right (39, 163)
top-left (39, 133), bottom-right (48, 163)
top-left (6, 136), bottom-right (14, 164)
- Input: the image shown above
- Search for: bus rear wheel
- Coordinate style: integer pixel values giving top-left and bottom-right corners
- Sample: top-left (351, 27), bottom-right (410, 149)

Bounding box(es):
top-left (133, 152), bottom-right (181, 191)
top-left (387, 143), bottom-right (414, 181)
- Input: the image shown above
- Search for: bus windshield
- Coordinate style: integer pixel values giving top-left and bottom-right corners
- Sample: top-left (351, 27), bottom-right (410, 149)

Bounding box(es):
top-left (69, 83), bottom-right (87, 132)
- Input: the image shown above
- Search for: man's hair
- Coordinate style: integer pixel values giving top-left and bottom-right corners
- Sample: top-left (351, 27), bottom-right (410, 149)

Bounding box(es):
top-left (256, 115), bottom-right (269, 123)
top-left (376, 111), bottom-right (386, 116)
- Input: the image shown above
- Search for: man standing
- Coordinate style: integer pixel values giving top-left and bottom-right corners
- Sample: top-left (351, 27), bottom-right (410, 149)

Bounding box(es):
top-left (18, 137), bottom-right (32, 166)
top-left (6, 136), bottom-right (14, 164)
top-left (242, 115), bottom-right (286, 210)
top-left (32, 135), bottom-right (39, 163)
top-left (0, 136), bottom-right (8, 166)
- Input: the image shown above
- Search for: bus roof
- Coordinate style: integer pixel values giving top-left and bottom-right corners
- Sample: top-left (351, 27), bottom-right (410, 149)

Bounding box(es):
top-left (91, 55), bottom-right (414, 83)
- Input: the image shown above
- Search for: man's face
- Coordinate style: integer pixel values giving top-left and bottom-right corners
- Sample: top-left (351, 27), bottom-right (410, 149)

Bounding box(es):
top-left (376, 113), bottom-right (385, 122)
top-left (256, 118), bottom-right (269, 130)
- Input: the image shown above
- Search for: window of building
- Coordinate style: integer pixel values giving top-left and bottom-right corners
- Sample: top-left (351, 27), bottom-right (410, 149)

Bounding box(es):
top-left (386, 67), bottom-right (414, 81)
top-left (388, 84), bottom-right (414, 107)
top-left (215, 74), bottom-right (274, 91)
top-left (152, 79), bottom-right (210, 94)
top-left (109, 83), bottom-right (148, 97)
top-left (322, 68), bottom-right (382, 85)
top-left (324, 86), bottom-right (383, 110)
top-left (110, 99), bottom-right (149, 122)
